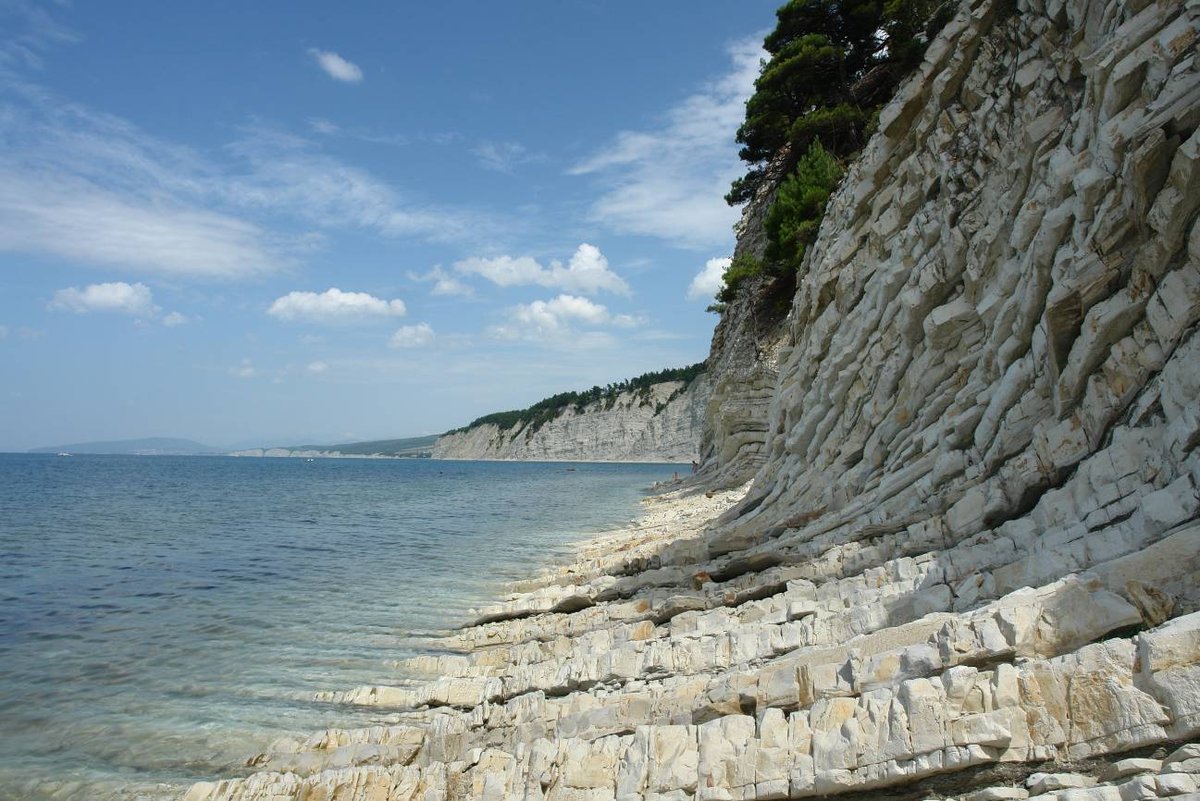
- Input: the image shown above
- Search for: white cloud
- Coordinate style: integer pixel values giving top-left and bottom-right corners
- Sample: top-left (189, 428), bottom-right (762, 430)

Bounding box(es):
top-left (454, 244), bottom-right (629, 296)
top-left (687, 257), bottom-right (730, 300)
top-left (267, 288), bottom-right (407, 323)
top-left (390, 322), bottom-right (435, 349)
top-left (230, 358), bottom-right (256, 379)
top-left (308, 117), bottom-right (340, 135)
top-left (161, 311), bottom-right (188, 327)
top-left (472, 141), bottom-right (536, 173)
top-left (0, 170), bottom-right (282, 279)
top-left (408, 266), bottom-right (474, 297)
top-left (490, 294), bottom-right (636, 342)
top-left (308, 48), bottom-right (363, 83)
top-left (0, 2), bottom-right (78, 70)
top-left (0, 325), bottom-right (7, 340)
top-left (0, 81), bottom-right (501, 281)
top-left (569, 37), bottom-right (764, 250)
top-left (223, 126), bottom-right (491, 245)
top-left (306, 360), bottom-right (329, 374)
top-left (48, 281), bottom-right (158, 316)
top-left (308, 117), bottom-right (411, 147)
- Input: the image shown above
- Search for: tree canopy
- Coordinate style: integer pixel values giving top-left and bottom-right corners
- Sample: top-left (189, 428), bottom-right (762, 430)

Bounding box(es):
top-left (727, 0), bottom-right (951, 206)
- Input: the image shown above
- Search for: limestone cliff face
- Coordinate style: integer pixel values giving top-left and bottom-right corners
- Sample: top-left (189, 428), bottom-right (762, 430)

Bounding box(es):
top-left (698, 278), bottom-right (788, 487)
top-left (697, 150), bottom-right (792, 488)
top-left (432, 378), bottom-right (712, 462)
top-left (716, 0), bottom-right (1200, 553)
top-left (185, 0), bottom-right (1199, 798)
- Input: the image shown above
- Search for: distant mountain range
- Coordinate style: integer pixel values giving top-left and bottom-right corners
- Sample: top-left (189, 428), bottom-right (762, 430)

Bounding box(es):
top-left (29, 437), bottom-right (225, 455)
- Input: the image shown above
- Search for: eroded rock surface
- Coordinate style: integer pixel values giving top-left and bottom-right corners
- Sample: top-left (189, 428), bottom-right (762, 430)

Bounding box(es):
top-left (185, 0), bottom-right (1200, 797)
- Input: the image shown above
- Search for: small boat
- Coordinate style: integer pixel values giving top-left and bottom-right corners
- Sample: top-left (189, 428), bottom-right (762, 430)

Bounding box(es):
top-left (57, 452), bottom-right (71, 457)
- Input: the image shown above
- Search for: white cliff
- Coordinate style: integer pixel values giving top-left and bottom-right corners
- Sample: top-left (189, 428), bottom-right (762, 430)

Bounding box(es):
top-left (433, 378), bottom-right (712, 463)
top-left (184, 0), bottom-right (1200, 798)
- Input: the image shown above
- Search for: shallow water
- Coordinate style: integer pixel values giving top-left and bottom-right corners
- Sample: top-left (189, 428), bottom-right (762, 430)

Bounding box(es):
top-left (0, 454), bottom-right (677, 800)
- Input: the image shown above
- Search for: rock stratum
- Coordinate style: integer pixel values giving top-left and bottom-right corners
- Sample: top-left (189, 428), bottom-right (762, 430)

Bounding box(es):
top-left (432, 379), bottom-right (712, 463)
top-left (185, 0), bottom-right (1200, 799)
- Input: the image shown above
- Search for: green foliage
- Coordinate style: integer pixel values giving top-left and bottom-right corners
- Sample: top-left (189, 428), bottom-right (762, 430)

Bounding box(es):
top-left (730, 0), bottom-right (950, 204)
top-left (716, 254), bottom-right (766, 304)
top-left (764, 141), bottom-right (844, 270)
top-left (788, 103), bottom-right (868, 157)
top-left (287, 434), bottom-right (439, 456)
top-left (719, 0), bottom-right (951, 301)
top-left (445, 363), bottom-right (708, 436)
top-left (736, 33), bottom-right (847, 167)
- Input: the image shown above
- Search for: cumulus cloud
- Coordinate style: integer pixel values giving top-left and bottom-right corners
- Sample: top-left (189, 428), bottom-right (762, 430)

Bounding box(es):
top-left (389, 322), bottom-right (435, 349)
top-left (687, 257), bottom-right (730, 300)
top-left (267, 288), bottom-right (407, 323)
top-left (161, 311), bottom-right (188, 327)
top-left (490, 294), bottom-right (637, 342)
top-left (454, 244), bottom-right (629, 296)
top-left (569, 37), bottom-right (764, 250)
top-left (408, 266), bottom-right (474, 297)
top-left (48, 281), bottom-right (158, 316)
top-left (308, 48), bottom-right (363, 83)
top-left (306, 360), bottom-right (329, 374)
top-left (230, 358), bottom-right (256, 379)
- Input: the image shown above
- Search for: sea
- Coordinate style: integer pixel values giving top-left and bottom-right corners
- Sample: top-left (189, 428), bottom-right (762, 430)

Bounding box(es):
top-left (0, 453), bottom-right (681, 801)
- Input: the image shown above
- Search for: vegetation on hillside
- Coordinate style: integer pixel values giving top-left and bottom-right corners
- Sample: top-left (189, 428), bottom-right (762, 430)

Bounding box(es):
top-left (291, 434), bottom-right (439, 457)
top-left (718, 0), bottom-right (952, 300)
top-left (445, 363), bottom-right (707, 437)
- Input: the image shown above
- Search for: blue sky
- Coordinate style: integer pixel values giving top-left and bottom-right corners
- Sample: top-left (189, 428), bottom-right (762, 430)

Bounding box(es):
top-left (0, 1), bottom-right (780, 450)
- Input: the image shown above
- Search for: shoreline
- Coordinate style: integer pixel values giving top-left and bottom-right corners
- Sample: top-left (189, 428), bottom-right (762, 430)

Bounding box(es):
top-left (184, 479), bottom-right (751, 796)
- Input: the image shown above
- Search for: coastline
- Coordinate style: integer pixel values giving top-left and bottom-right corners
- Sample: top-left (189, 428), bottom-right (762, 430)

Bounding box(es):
top-left (183, 461), bottom-right (1200, 801)
top-left (184, 479), bottom-right (751, 798)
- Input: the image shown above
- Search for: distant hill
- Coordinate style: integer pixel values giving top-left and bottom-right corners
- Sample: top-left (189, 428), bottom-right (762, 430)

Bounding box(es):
top-left (229, 434), bottom-right (439, 459)
top-left (30, 437), bottom-right (224, 455)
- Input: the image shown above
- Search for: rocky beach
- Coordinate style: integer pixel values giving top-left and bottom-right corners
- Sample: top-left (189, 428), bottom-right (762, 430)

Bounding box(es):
top-left (184, 0), bottom-right (1199, 796)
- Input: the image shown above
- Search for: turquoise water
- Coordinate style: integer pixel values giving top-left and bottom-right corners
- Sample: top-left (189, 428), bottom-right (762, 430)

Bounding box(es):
top-left (0, 454), bottom-right (677, 800)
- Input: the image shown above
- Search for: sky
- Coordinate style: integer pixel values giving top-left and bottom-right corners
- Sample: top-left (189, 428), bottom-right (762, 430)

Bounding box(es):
top-left (0, 0), bottom-right (782, 450)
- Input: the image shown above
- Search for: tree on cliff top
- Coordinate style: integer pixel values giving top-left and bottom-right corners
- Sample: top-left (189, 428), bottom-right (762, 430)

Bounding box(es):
top-left (727, 0), bottom-right (951, 206)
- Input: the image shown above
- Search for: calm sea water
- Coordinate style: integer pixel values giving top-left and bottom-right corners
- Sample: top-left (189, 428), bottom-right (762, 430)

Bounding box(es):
top-left (0, 453), bottom-right (678, 801)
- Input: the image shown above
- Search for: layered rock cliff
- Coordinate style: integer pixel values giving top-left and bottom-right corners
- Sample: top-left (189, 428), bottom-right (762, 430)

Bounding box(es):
top-left (433, 378), bottom-right (712, 463)
top-left (186, 0), bottom-right (1199, 798)
top-left (697, 150), bottom-right (792, 488)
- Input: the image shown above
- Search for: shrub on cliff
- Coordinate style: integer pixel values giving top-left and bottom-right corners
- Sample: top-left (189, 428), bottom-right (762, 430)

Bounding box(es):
top-left (764, 141), bottom-right (844, 270)
top-left (720, 0), bottom-right (952, 303)
top-left (730, 0), bottom-right (950, 208)
top-left (718, 142), bottom-right (842, 302)
top-left (716, 254), bottom-right (766, 304)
